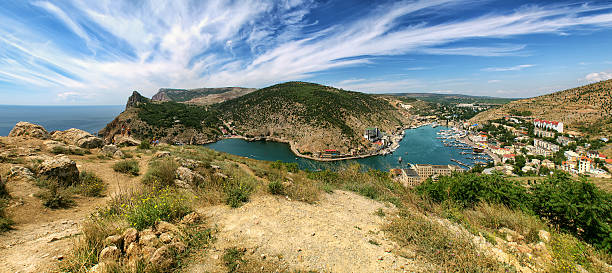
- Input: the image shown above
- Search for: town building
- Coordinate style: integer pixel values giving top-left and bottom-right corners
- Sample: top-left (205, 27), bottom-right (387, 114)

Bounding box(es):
top-left (534, 127), bottom-right (555, 138)
top-left (393, 164), bottom-right (464, 187)
top-left (503, 154), bottom-right (516, 163)
top-left (364, 127), bottom-right (381, 141)
top-left (533, 119), bottom-right (564, 133)
top-left (533, 139), bottom-right (560, 157)
top-left (578, 157), bottom-right (593, 174)
top-left (564, 150), bottom-right (580, 162)
top-left (557, 136), bottom-right (575, 146)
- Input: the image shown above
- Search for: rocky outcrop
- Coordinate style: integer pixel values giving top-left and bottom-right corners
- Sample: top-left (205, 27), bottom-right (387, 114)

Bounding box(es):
top-left (52, 128), bottom-right (103, 148)
top-left (126, 91), bottom-right (150, 109)
top-left (37, 155), bottom-right (79, 186)
top-left (8, 122), bottom-right (50, 139)
top-left (113, 135), bottom-right (141, 146)
top-left (8, 166), bottom-right (35, 181)
top-left (102, 145), bottom-right (119, 156)
top-left (175, 167), bottom-right (204, 188)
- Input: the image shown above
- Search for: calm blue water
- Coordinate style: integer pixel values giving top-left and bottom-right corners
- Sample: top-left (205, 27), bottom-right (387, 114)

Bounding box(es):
top-left (0, 105), bottom-right (124, 136)
top-left (205, 126), bottom-right (480, 171)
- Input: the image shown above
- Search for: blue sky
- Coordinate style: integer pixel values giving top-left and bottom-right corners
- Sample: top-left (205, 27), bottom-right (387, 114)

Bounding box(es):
top-left (2, 0), bottom-right (612, 105)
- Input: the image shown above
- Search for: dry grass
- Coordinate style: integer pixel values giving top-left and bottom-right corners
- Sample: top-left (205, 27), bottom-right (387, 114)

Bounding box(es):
top-left (463, 203), bottom-right (547, 243)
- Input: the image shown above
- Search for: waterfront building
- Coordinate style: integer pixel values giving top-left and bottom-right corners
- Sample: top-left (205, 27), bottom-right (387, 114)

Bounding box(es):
top-left (364, 127), bottom-right (381, 141)
top-left (393, 164), bottom-right (464, 187)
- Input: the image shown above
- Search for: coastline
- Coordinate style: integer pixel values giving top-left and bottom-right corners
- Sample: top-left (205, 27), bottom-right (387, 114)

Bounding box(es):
top-left (214, 123), bottom-right (431, 162)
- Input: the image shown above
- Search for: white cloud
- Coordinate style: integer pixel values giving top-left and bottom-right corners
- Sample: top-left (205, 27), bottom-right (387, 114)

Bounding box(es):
top-left (585, 72), bottom-right (612, 82)
top-left (483, 64), bottom-right (535, 72)
top-left (2, 1), bottom-right (612, 103)
top-left (488, 80), bottom-right (501, 83)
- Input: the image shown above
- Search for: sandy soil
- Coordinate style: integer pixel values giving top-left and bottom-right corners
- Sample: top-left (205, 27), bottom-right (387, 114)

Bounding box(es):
top-left (187, 190), bottom-right (430, 273)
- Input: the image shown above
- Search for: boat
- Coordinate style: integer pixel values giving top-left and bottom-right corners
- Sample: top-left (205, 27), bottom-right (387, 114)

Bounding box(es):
top-left (473, 148), bottom-right (484, 153)
top-left (398, 157), bottom-right (402, 163)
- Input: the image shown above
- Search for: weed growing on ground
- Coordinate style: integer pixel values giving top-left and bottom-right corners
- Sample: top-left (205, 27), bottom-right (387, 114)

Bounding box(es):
top-left (119, 187), bottom-right (192, 230)
top-left (268, 180), bottom-right (284, 195)
top-left (142, 158), bottom-right (178, 187)
top-left (112, 160), bottom-right (140, 176)
top-left (76, 171), bottom-right (106, 197)
top-left (51, 146), bottom-right (89, 156)
top-left (0, 177), bottom-right (12, 232)
top-left (37, 181), bottom-right (75, 209)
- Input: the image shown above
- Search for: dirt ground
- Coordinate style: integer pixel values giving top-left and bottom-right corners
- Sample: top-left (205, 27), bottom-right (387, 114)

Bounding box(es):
top-left (0, 137), bottom-right (148, 273)
top-left (187, 190), bottom-right (431, 273)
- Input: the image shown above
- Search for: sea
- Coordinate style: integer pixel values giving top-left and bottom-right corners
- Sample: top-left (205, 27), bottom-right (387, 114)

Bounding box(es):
top-left (0, 105), bottom-right (124, 136)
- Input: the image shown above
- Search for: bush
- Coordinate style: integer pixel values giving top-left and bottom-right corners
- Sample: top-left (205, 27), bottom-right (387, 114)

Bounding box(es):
top-left (122, 188), bottom-right (192, 230)
top-left (142, 159), bottom-right (178, 187)
top-left (77, 171), bottom-right (106, 197)
top-left (138, 140), bottom-right (151, 150)
top-left (113, 160), bottom-right (140, 176)
top-left (38, 182), bottom-right (75, 209)
top-left (225, 179), bottom-right (254, 208)
top-left (268, 180), bottom-right (285, 195)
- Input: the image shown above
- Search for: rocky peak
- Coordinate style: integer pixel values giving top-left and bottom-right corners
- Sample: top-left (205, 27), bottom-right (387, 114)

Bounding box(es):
top-left (126, 91), bottom-right (150, 110)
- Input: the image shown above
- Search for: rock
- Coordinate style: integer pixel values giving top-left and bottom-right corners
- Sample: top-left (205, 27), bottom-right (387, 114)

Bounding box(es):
top-left (123, 228), bottom-right (139, 248)
top-left (8, 122), bottom-right (50, 139)
top-left (141, 246), bottom-right (157, 260)
top-left (516, 244), bottom-right (532, 254)
top-left (44, 140), bottom-right (67, 151)
top-left (126, 91), bottom-right (150, 109)
top-left (159, 232), bottom-right (173, 244)
top-left (126, 242), bottom-right (141, 257)
top-left (113, 135), bottom-right (141, 146)
top-left (157, 221), bottom-right (179, 234)
top-left (174, 179), bottom-right (192, 189)
top-left (38, 155), bottom-right (79, 186)
top-left (169, 242), bottom-right (187, 253)
top-left (52, 128), bottom-right (103, 148)
top-left (214, 172), bottom-right (228, 179)
top-left (88, 262), bottom-right (108, 273)
top-left (101, 145), bottom-right (119, 156)
top-left (104, 235), bottom-right (123, 249)
top-left (113, 150), bottom-right (124, 158)
top-left (499, 228), bottom-right (521, 242)
top-left (538, 230), bottom-right (550, 243)
top-left (154, 151), bottom-right (171, 158)
top-left (180, 212), bottom-right (201, 225)
top-left (99, 246), bottom-right (120, 262)
top-left (140, 234), bottom-right (159, 247)
top-left (149, 246), bottom-right (174, 269)
top-left (179, 158), bottom-right (202, 169)
top-left (176, 167), bottom-right (205, 185)
top-left (8, 166), bottom-right (35, 181)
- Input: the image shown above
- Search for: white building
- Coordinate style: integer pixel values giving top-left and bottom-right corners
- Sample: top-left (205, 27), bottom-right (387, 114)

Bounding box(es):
top-left (534, 119), bottom-right (564, 133)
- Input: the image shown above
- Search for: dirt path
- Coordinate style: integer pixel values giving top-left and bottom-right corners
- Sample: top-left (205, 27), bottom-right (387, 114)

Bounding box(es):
top-left (0, 153), bottom-right (149, 273)
top-left (187, 190), bottom-right (430, 273)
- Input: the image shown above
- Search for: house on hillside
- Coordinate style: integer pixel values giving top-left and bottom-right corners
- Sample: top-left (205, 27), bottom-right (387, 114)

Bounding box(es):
top-left (557, 136), bottom-right (575, 146)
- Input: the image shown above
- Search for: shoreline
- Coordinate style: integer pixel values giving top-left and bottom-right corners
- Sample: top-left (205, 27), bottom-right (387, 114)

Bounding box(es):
top-left (214, 123), bottom-right (432, 162)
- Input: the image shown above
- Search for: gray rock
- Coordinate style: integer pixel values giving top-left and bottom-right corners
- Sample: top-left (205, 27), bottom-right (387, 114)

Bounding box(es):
top-left (101, 145), bottom-right (119, 156)
top-left (176, 167), bottom-right (204, 186)
top-left (154, 151), bottom-right (171, 158)
top-left (8, 166), bottom-right (35, 181)
top-left (538, 230), bottom-right (550, 243)
top-left (113, 150), bottom-right (124, 158)
top-left (8, 122), bottom-right (50, 139)
top-left (104, 235), bottom-right (123, 249)
top-left (149, 245), bottom-right (173, 269)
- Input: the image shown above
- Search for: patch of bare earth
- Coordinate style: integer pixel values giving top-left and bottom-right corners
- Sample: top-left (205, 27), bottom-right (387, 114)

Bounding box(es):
top-left (0, 140), bottom-right (149, 273)
top-left (187, 190), bottom-right (431, 273)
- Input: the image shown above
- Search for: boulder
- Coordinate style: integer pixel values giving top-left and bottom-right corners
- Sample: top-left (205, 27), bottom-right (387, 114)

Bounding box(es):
top-left (123, 228), bottom-right (139, 249)
top-left (88, 262), bottom-right (109, 273)
top-left (156, 221), bottom-right (179, 234)
top-left (104, 235), bottom-right (123, 249)
top-left (140, 233), bottom-right (159, 247)
top-left (8, 166), bottom-right (35, 181)
top-left (126, 242), bottom-right (141, 257)
top-left (102, 145), bottom-right (119, 156)
top-left (113, 150), bottom-right (124, 158)
top-left (99, 246), bottom-right (120, 262)
top-left (176, 167), bottom-right (204, 185)
top-left (8, 122), bottom-right (50, 139)
top-left (38, 155), bottom-right (79, 186)
top-left (44, 140), bottom-right (67, 151)
top-left (114, 135), bottom-right (141, 147)
top-left (538, 230), bottom-right (550, 243)
top-left (159, 232), bottom-right (173, 244)
top-left (141, 246), bottom-right (157, 260)
top-left (52, 128), bottom-right (103, 148)
top-left (180, 212), bottom-right (201, 225)
top-left (154, 151), bottom-right (171, 158)
top-left (149, 246), bottom-right (174, 269)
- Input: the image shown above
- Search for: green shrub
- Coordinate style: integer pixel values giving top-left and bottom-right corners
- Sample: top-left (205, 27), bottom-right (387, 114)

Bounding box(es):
top-left (113, 160), bottom-right (140, 176)
top-left (225, 180), bottom-right (254, 208)
top-left (138, 140), bottom-right (151, 150)
top-left (38, 182), bottom-right (75, 209)
top-left (122, 188), bottom-right (192, 230)
top-left (0, 179), bottom-right (12, 231)
top-left (142, 159), bottom-right (178, 187)
top-left (268, 180), bottom-right (285, 195)
top-left (223, 247), bottom-right (245, 273)
top-left (77, 171), bottom-right (106, 197)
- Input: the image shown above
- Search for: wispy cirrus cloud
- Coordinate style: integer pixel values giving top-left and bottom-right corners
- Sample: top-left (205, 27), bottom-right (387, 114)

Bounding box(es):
top-left (2, 1), bottom-right (612, 103)
top-left (482, 64), bottom-right (535, 72)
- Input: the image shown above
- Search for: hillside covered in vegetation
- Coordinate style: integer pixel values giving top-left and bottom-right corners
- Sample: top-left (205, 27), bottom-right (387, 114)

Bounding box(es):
top-left (151, 87), bottom-right (256, 105)
top-left (100, 82), bottom-right (411, 154)
top-left (471, 79), bottom-right (612, 136)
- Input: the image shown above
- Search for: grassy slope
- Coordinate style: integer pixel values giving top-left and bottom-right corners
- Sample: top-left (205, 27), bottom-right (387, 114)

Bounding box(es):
top-left (471, 79), bottom-right (612, 136)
